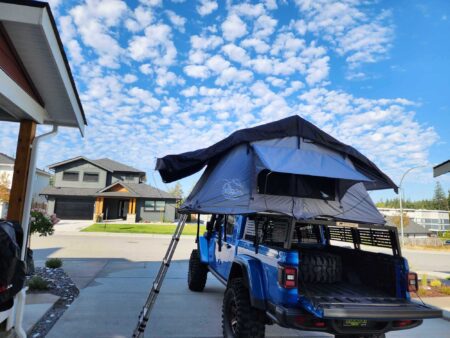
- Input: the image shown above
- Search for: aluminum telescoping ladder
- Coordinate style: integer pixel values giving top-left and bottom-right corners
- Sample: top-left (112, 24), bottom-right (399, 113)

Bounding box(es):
top-left (132, 214), bottom-right (188, 338)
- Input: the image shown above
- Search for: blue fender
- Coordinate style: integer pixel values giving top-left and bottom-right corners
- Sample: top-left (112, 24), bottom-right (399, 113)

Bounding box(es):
top-left (198, 236), bottom-right (210, 264)
top-left (228, 255), bottom-right (266, 310)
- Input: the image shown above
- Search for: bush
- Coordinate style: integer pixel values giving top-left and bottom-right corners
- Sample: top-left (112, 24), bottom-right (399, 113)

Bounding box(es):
top-left (30, 209), bottom-right (60, 237)
top-left (421, 274), bottom-right (428, 288)
top-left (441, 286), bottom-right (450, 295)
top-left (430, 279), bottom-right (442, 287)
top-left (27, 276), bottom-right (48, 291)
top-left (45, 258), bottom-right (63, 269)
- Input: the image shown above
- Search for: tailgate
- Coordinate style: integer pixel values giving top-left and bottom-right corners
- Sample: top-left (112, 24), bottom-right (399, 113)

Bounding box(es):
top-left (319, 300), bottom-right (442, 320)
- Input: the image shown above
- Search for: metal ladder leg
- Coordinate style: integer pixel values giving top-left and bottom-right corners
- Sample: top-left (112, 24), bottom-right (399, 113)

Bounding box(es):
top-left (132, 214), bottom-right (188, 338)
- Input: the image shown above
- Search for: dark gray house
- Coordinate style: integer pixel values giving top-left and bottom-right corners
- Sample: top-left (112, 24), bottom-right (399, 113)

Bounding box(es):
top-left (41, 156), bottom-right (177, 222)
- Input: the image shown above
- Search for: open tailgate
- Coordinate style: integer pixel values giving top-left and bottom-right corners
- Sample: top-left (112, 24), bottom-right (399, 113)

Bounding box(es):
top-left (319, 299), bottom-right (442, 320)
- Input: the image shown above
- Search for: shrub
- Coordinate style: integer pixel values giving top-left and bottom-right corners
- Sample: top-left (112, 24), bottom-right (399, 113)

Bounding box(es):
top-left (27, 276), bottom-right (48, 291)
top-left (45, 258), bottom-right (63, 269)
top-left (441, 286), bottom-right (450, 295)
top-left (421, 274), bottom-right (428, 288)
top-left (30, 209), bottom-right (60, 237)
top-left (430, 279), bottom-right (442, 287)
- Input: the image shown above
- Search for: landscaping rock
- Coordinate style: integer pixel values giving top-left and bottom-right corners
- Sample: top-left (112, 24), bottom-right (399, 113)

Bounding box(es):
top-left (26, 267), bottom-right (79, 337)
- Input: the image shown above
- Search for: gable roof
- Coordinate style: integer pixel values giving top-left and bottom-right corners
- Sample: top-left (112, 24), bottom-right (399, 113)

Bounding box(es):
top-left (96, 181), bottom-right (175, 199)
top-left (48, 156), bottom-right (145, 174)
top-left (0, 152), bottom-right (14, 165)
top-left (91, 158), bottom-right (144, 174)
top-left (0, 152), bottom-right (51, 176)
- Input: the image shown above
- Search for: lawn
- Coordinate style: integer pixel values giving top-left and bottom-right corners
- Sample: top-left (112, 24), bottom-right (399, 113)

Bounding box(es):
top-left (82, 223), bottom-right (206, 236)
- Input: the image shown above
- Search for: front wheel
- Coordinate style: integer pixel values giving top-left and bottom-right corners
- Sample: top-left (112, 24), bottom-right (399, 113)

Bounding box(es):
top-left (188, 249), bottom-right (208, 291)
top-left (222, 278), bottom-right (265, 338)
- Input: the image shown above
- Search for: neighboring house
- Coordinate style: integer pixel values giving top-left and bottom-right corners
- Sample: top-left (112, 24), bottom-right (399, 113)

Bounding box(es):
top-left (40, 156), bottom-right (177, 222)
top-left (385, 217), bottom-right (431, 238)
top-left (378, 207), bottom-right (450, 231)
top-left (0, 153), bottom-right (51, 218)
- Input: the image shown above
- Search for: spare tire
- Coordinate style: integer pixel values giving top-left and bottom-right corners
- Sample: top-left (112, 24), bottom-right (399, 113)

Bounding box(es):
top-left (299, 252), bottom-right (342, 283)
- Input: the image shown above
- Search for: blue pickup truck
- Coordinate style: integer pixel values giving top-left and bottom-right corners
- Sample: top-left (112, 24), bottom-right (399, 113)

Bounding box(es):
top-left (188, 213), bottom-right (442, 338)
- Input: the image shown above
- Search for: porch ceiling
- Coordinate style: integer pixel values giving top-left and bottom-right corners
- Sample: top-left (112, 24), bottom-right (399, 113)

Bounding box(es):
top-left (0, 0), bottom-right (86, 134)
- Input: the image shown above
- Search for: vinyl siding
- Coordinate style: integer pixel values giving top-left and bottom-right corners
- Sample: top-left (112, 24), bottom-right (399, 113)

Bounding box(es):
top-left (137, 199), bottom-right (176, 222)
top-left (54, 159), bottom-right (107, 189)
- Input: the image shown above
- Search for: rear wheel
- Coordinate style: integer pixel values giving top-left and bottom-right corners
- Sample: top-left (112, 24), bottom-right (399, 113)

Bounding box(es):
top-left (188, 249), bottom-right (207, 291)
top-left (222, 278), bottom-right (265, 337)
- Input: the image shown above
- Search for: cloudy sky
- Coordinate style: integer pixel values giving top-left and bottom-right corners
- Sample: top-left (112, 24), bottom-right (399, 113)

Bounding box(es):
top-left (0, 0), bottom-right (449, 201)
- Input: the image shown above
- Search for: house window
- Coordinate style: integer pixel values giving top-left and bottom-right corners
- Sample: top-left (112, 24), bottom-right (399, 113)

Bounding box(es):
top-left (83, 172), bottom-right (99, 182)
top-left (123, 175), bottom-right (135, 182)
top-left (144, 200), bottom-right (166, 212)
top-left (62, 171), bottom-right (79, 181)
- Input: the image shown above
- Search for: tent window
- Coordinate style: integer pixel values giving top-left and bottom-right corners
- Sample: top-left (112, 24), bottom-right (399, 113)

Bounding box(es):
top-left (257, 170), bottom-right (336, 200)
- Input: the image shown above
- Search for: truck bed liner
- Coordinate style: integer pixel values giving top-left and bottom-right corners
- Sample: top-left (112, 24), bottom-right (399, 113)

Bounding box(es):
top-left (303, 282), bottom-right (400, 305)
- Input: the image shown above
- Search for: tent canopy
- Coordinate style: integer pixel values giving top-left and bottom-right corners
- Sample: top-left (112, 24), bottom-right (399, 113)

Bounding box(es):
top-left (156, 115), bottom-right (397, 193)
top-left (156, 116), bottom-right (396, 224)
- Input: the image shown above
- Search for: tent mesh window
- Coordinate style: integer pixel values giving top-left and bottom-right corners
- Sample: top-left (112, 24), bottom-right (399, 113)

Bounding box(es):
top-left (244, 215), bottom-right (291, 248)
top-left (257, 170), bottom-right (336, 200)
top-left (292, 223), bottom-right (322, 245)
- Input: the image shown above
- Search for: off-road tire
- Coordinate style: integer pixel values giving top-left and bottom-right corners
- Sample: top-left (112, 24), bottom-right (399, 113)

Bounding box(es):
top-left (188, 249), bottom-right (208, 291)
top-left (335, 334), bottom-right (386, 338)
top-left (222, 278), bottom-right (265, 338)
top-left (300, 252), bottom-right (342, 283)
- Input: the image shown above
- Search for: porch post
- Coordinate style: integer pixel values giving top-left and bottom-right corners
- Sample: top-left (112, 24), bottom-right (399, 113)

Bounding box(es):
top-left (7, 120), bottom-right (36, 221)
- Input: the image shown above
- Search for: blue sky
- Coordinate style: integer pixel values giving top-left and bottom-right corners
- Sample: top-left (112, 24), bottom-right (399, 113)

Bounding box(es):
top-left (0, 0), bottom-right (449, 202)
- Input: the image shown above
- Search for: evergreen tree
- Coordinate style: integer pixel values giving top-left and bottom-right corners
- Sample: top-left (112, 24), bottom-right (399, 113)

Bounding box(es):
top-left (432, 181), bottom-right (447, 210)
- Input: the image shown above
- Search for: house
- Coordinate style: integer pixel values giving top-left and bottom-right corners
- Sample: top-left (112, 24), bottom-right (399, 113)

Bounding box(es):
top-left (385, 217), bottom-right (431, 238)
top-left (0, 153), bottom-right (51, 218)
top-left (40, 156), bottom-right (177, 222)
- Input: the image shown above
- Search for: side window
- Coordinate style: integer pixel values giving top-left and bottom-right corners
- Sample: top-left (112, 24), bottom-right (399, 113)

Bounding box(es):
top-left (226, 215), bottom-right (236, 236)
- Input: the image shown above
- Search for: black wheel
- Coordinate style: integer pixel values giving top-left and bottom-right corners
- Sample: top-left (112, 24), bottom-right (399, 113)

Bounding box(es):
top-left (335, 334), bottom-right (386, 338)
top-left (300, 252), bottom-right (342, 283)
top-left (188, 249), bottom-right (208, 291)
top-left (222, 278), bottom-right (265, 338)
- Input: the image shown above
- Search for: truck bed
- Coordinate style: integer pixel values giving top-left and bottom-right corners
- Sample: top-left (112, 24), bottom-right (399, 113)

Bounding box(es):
top-left (303, 282), bottom-right (402, 306)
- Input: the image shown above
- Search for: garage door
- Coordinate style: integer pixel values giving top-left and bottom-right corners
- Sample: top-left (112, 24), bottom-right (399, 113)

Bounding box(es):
top-left (55, 198), bottom-right (94, 220)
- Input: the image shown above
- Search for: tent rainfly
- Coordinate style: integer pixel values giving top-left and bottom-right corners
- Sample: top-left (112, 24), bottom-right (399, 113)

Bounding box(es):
top-left (156, 116), bottom-right (398, 225)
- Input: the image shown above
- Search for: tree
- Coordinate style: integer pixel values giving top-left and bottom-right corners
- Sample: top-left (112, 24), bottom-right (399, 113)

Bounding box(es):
top-left (390, 214), bottom-right (410, 228)
top-left (0, 172), bottom-right (10, 203)
top-left (432, 181), bottom-right (447, 210)
top-left (168, 182), bottom-right (184, 199)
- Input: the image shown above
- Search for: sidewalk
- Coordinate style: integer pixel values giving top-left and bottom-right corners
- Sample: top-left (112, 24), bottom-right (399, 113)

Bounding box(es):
top-left (422, 297), bottom-right (450, 320)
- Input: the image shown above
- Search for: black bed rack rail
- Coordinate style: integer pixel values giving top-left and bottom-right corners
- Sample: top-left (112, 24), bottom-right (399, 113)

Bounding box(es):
top-left (325, 225), bottom-right (401, 256)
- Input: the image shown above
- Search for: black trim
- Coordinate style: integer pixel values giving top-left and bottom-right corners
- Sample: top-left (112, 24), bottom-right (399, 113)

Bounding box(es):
top-left (207, 266), bottom-right (226, 285)
top-left (0, 0), bottom-right (87, 125)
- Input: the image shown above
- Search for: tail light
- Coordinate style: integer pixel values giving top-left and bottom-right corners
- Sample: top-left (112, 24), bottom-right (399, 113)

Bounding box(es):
top-left (407, 272), bottom-right (418, 292)
top-left (394, 320), bottom-right (414, 328)
top-left (278, 265), bottom-right (297, 289)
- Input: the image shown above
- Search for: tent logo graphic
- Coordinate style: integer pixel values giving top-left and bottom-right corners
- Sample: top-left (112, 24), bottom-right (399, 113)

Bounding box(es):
top-left (222, 179), bottom-right (244, 200)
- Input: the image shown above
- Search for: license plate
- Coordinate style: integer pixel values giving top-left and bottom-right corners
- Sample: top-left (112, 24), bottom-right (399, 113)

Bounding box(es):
top-left (343, 319), bottom-right (369, 328)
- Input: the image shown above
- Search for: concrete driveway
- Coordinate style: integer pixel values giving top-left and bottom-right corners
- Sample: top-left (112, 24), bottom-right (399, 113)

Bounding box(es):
top-left (31, 232), bottom-right (450, 338)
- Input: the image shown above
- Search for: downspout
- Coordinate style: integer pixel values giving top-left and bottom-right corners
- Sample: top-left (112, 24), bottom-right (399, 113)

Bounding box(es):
top-left (14, 125), bottom-right (58, 338)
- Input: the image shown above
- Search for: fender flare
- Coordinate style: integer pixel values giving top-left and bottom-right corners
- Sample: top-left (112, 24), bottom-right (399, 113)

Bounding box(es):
top-left (228, 256), bottom-right (266, 310)
top-left (197, 236), bottom-right (210, 264)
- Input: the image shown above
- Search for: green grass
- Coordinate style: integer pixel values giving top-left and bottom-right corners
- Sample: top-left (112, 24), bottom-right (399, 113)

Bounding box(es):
top-left (82, 223), bottom-right (206, 235)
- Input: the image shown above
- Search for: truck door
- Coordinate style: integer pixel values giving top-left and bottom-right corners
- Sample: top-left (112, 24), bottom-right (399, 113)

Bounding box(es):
top-left (215, 215), bottom-right (237, 278)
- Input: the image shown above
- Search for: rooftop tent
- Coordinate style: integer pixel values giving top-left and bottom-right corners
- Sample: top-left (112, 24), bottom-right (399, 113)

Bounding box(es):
top-left (156, 116), bottom-right (397, 224)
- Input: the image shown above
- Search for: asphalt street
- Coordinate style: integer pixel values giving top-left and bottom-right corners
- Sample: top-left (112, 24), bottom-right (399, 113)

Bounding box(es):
top-left (31, 232), bottom-right (450, 337)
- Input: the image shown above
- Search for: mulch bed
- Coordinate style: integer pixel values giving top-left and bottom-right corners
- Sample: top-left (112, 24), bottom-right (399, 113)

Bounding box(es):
top-left (27, 267), bottom-right (79, 338)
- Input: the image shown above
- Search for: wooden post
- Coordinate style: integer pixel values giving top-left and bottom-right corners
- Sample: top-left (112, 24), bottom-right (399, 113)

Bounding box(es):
top-left (7, 120), bottom-right (36, 222)
top-left (132, 198), bottom-right (136, 214)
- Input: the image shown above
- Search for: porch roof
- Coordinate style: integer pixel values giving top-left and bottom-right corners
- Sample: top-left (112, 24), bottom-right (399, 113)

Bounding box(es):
top-left (0, 0), bottom-right (86, 133)
top-left (96, 182), bottom-right (176, 199)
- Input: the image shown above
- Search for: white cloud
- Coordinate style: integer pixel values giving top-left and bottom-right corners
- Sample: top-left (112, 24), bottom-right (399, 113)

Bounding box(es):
top-left (166, 10), bottom-right (186, 32)
top-left (222, 43), bottom-right (250, 64)
top-left (128, 24), bottom-right (177, 66)
top-left (197, 0), bottom-right (218, 16)
top-left (221, 14), bottom-right (247, 41)
top-left (181, 86), bottom-right (198, 97)
top-left (184, 65), bottom-right (209, 79)
top-left (123, 74), bottom-right (138, 83)
top-left (125, 6), bottom-right (153, 32)
top-left (215, 67), bottom-right (253, 86)
top-left (206, 55), bottom-right (231, 73)
top-left (241, 38), bottom-right (270, 53)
